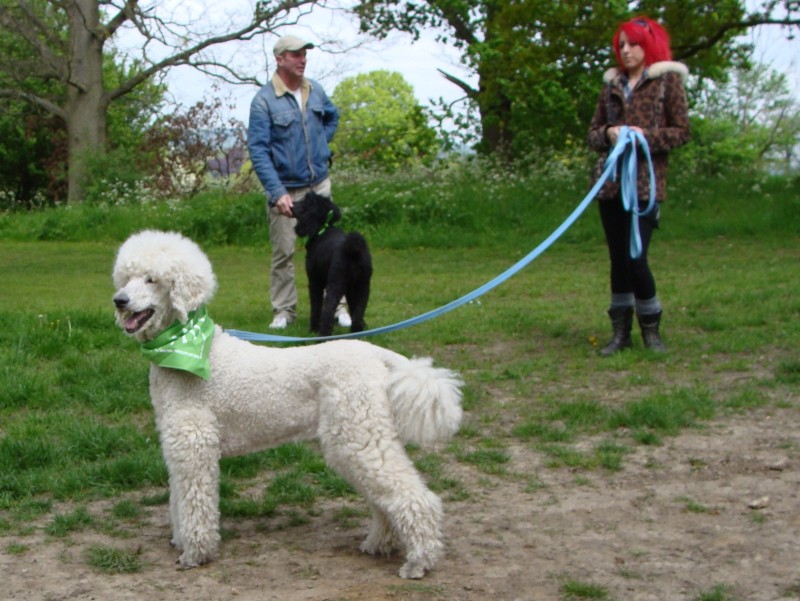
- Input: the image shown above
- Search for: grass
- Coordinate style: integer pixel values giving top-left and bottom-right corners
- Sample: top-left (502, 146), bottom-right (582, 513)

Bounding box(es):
top-left (1, 241), bottom-right (797, 482)
top-left (6, 542), bottom-right (29, 554)
top-left (677, 496), bottom-right (715, 514)
top-left (0, 166), bottom-right (798, 590)
top-left (86, 545), bottom-right (144, 574)
top-left (561, 578), bottom-right (611, 600)
top-left (332, 505), bottom-right (370, 529)
top-left (695, 584), bottom-right (740, 601)
top-left (45, 507), bottom-right (93, 537)
top-left (388, 582), bottom-right (447, 597)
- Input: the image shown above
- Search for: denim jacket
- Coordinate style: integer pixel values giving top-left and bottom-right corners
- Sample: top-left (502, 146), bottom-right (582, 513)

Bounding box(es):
top-left (248, 73), bottom-right (339, 206)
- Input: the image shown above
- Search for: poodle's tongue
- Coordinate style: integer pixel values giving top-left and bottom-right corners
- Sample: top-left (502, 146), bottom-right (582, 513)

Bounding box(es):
top-left (125, 309), bottom-right (154, 333)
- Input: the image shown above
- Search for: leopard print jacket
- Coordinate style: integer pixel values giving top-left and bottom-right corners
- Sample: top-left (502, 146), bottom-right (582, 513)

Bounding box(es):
top-left (588, 61), bottom-right (691, 202)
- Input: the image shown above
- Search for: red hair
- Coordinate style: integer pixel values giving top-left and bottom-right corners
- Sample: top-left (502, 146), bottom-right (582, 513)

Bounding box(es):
top-left (612, 16), bottom-right (673, 71)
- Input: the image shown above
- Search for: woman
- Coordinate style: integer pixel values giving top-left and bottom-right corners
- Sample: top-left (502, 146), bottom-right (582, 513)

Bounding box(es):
top-left (588, 16), bottom-right (690, 355)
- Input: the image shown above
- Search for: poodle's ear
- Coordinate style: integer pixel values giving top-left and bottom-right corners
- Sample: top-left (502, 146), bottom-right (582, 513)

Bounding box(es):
top-left (293, 204), bottom-right (315, 236)
top-left (170, 269), bottom-right (217, 323)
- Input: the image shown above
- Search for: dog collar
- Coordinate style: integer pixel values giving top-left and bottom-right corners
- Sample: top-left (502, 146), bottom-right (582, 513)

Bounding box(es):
top-left (141, 306), bottom-right (215, 380)
top-left (303, 209), bottom-right (335, 247)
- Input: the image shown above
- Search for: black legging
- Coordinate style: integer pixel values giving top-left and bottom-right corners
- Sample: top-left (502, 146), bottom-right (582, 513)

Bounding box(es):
top-left (598, 198), bottom-right (660, 300)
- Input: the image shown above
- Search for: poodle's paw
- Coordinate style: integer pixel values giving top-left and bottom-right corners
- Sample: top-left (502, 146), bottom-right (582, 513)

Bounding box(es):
top-left (360, 514), bottom-right (402, 557)
top-left (359, 538), bottom-right (396, 557)
top-left (398, 560), bottom-right (427, 579)
top-left (177, 549), bottom-right (211, 569)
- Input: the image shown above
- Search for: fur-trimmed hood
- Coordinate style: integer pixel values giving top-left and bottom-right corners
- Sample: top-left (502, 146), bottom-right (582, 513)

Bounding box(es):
top-left (603, 61), bottom-right (689, 84)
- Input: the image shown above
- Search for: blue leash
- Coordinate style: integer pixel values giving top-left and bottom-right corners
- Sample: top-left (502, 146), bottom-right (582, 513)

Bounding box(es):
top-left (612, 128), bottom-right (657, 259)
top-left (226, 127), bottom-right (654, 344)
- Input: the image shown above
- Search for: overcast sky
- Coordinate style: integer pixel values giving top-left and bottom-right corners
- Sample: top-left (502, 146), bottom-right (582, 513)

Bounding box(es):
top-left (132, 1), bottom-right (798, 123)
top-left (127, 1), bottom-right (474, 123)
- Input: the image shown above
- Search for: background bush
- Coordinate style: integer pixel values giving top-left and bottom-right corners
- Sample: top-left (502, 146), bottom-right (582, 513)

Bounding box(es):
top-left (1, 155), bottom-right (797, 249)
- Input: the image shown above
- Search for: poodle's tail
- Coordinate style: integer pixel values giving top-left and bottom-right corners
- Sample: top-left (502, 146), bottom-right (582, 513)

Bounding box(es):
top-left (342, 232), bottom-right (373, 278)
top-left (383, 354), bottom-right (464, 447)
top-left (342, 232), bottom-right (370, 258)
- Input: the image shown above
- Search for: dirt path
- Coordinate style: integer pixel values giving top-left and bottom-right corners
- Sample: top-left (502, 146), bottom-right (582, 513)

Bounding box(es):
top-left (3, 405), bottom-right (798, 601)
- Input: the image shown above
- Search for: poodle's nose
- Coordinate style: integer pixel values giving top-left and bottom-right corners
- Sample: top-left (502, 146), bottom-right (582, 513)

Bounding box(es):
top-left (114, 293), bottom-right (129, 309)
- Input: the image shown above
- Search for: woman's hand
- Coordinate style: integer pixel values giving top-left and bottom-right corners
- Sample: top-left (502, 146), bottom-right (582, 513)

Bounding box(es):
top-left (608, 125), bottom-right (644, 145)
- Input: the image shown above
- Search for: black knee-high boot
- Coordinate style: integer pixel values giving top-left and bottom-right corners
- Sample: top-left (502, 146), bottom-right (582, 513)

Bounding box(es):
top-left (638, 311), bottom-right (666, 353)
top-left (600, 307), bottom-right (633, 356)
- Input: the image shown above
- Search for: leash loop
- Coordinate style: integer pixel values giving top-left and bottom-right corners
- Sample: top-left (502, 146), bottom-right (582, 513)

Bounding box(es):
top-left (227, 129), bottom-right (655, 344)
top-left (605, 126), bottom-right (656, 259)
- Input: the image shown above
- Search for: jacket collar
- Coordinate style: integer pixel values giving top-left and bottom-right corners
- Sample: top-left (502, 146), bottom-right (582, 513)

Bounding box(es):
top-left (603, 61), bottom-right (689, 85)
top-left (271, 72), bottom-right (312, 106)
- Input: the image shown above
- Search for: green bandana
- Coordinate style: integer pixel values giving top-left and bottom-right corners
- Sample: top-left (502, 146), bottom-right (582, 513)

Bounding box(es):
top-left (141, 307), bottom-right (215, 380)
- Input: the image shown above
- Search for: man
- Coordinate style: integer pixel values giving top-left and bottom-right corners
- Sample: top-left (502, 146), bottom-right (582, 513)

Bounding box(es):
top-left (248, 34), bottom-right (349, 329)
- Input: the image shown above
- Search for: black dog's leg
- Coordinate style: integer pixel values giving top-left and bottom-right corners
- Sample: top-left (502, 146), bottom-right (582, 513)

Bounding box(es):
top-left (308, 278), bottom-right (325, 333)
top-left (346, 280), bottom-right (370, 333)
top-left (338, 232), bottom-right (372, 334)
top-left (319, 253), bottom-right (348, 336)
top-left (319, 286), bottom-right (343, 336)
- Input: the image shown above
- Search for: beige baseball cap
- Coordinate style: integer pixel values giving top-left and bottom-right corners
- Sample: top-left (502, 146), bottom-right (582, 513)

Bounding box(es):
top-left (273, 35), bottom-right (315, 56)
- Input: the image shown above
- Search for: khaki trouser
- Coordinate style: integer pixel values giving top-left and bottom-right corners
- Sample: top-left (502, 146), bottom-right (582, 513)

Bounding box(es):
top-left (267, 178), bottom-right (332, 319)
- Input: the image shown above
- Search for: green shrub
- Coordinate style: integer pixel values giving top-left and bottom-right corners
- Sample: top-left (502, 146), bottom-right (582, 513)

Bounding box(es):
top-left (1, 158), bottom-right (797, 249)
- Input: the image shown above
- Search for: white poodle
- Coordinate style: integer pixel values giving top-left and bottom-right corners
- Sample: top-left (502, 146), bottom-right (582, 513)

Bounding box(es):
top-left (112, 230), bottom-right (463, 579)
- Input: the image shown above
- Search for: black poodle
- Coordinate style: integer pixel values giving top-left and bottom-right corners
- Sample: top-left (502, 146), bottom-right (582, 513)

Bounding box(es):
top-left (293, 192), bottom-right (372, 336)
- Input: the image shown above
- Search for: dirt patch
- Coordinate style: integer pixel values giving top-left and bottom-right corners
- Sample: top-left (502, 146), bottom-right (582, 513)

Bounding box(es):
top-left (3, 404), bottom-right (798, 601)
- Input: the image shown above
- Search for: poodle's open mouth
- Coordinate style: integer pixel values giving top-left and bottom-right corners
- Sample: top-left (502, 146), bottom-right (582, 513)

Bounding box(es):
top-left (124, 309), bottom-right (155, 334)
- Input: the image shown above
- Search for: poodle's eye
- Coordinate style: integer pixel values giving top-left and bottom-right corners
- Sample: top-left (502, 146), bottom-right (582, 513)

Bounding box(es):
top-left (145, 276), bottom-right (156, 284)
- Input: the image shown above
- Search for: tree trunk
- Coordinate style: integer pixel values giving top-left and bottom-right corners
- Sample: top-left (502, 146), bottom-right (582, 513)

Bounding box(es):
top-left (472, 2), bottom-right (515, 158)
top-left (475, 59), bottom-right (514, 157)
top-left (65, 0), bottom-right (107, 203)
top-left (477, 91), bottom-right (513, 156)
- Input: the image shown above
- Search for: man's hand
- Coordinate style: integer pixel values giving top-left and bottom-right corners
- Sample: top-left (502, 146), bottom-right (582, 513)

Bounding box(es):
top-left (274, 194), bottom-right (294, 217)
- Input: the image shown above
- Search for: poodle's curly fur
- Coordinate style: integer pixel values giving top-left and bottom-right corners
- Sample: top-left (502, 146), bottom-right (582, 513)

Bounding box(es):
top-left (112, 230), bottom-right (463, 578)
top-left (293, 192), bottom-right (372, 335)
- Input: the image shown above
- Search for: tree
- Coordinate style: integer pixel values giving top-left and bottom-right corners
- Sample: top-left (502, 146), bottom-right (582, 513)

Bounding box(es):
top-left (689, 63), bottom-right (800, 173)
top-left (354, 0), bottom-right (800, 157)
top-left (0, 101), bottom-right (61, 207)
top-left (331, 70), bottom-right (439, 169)
top-left (0, 0), bottom-right (320, 202)
top-left (141, 93), bottom-right (248, 199)
top-left (0, 40), bottom-right (163, 205)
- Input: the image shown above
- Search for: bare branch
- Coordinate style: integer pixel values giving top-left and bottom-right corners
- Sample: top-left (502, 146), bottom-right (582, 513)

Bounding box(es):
top-left (437, 4), bottom-right (479, 48)
top-left (757, 101), bottom-right (790, 157)
top-left (437, 68), bottom-right (478, 98)
top-left (0, 57), bottom-right (63, 83)
top-left (102, 0), bottom-right (139, 40)
top-left (106, 0), bottom-right (321, 102)
top-left (0, 88), bottom-right (68, 120)
top-left (16, 0), bottom-right (66, 49)
top-left (0, 2), bottom-right (68, 79)
top-left (674, 15), bottom-right (800, 59)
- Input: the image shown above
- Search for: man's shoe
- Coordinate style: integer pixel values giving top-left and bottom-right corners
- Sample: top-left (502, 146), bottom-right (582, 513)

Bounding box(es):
top-left (336, 309), bottom-right (352, 328)
top-left (269, 315), bottom-right (293, 329)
